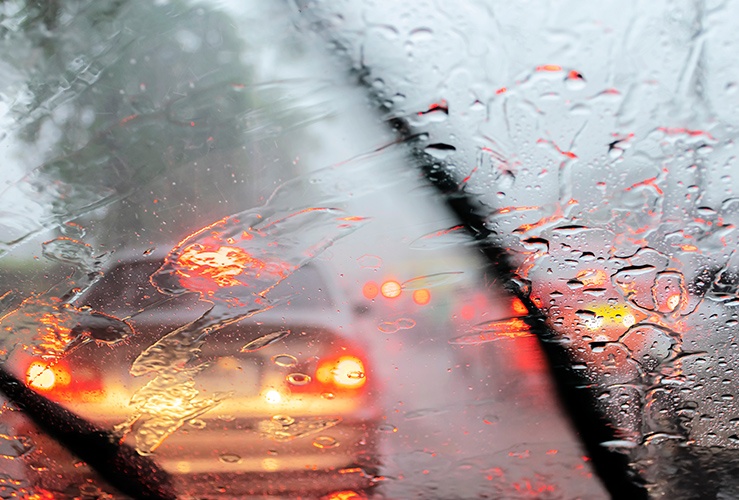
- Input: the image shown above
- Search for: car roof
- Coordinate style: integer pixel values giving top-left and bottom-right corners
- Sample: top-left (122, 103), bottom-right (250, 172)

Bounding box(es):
top-left (75, 246), bottom-right (353, 334)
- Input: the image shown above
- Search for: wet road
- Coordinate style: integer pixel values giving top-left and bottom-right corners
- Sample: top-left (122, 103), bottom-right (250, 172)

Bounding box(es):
top-left (316, 132), bottom-right (608, 499)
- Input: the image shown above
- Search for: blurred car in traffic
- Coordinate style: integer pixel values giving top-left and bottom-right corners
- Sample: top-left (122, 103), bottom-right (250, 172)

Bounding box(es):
top-left (8, 248), bottom-right (380, 498)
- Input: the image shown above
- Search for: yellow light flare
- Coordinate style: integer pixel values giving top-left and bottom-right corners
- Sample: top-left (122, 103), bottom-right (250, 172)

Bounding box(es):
top-left (317, 356), bottom-right (367, 389)
top-left (536, 64), bottom-right (563, 72)
top-left (264, 389), bottom-right (282, 404)
top-left (511, 297), bottom-right (528, 315)
top-left (26, 362), bottom-right (56, 391)
top-left (380, 280), bottom-right (401, 299)
top-left (622, 313), bottom-right (636, 327)
top-left (37, 313), bottom-right (74, 356)
top-left (177, 245), bottom-right (260, 288)
top-left (587, 303), bottom-right (638, 329)
top-left (261, 458), bottom-right (279, 472)
top-left (481, 317), bottom-right (531, 339)
top-left (333, 356), bottom-right (366, 389)
top-left (666, 293), bottom-right (681, 312)
top-left (174, 243), bottom-right (289, 291)
top-left (576, 269), bottom-right (608, 287)
top-left (323, 491), bottom-right (366, 500)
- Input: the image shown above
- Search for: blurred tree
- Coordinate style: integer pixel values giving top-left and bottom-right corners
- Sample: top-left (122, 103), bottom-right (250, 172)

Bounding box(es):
top-left (0, 0), bottom-right (311, 252)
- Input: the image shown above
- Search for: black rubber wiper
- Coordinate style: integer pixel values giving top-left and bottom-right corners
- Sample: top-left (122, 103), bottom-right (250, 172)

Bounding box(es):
top-left (404, 148), bottom-right (648, 499)
top-left (0, 366), bottom-right (176, 500)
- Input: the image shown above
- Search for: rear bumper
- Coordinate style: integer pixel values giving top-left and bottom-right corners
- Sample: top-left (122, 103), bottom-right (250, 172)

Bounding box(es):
top-left (170, 467), bottom-right (379, 499)
top-left (16, 415), bottom-right (379, 498)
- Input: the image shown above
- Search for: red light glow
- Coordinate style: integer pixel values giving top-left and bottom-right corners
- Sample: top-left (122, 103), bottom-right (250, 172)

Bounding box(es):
top-left (26, 361), bottom-right (71, 391)
top-left (536, 64), bottom-right (563, 72)
top-left (323, 491), bottom-right (366, 500)
top-left (459, 304), bottom-right (476, 320)
top-left (511, 297), bottom-right (528, 315)
top-left (576, 269), bottom-right (608, 287)
top-left (316, 356), bottom-right (366, 389)
top-left (176, 244), bottom-right (279, 289)
top-left (362, 281), bottom-right (379, 300)
top-left (412, 289), bottom-right (431, 305)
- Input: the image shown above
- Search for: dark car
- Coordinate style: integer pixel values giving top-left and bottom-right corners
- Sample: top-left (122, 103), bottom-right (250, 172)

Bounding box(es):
top-left (8, 248), bottom-right (380, 498)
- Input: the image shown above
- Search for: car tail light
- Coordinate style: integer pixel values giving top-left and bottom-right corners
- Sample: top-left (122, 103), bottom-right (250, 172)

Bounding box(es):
top-left (25, 359), bottom-right (104, 403)
top-left (263, 388), bottom-right (284, 404)
top-left (24, 490), bottom-right (56, 500)
top-left (26, 361), bottom-right (69, 391)
top-left (364, 279), bottom-right (432, 305)
top-left (412, 288), bottom-right (431, 305)
top-left (322, 490), bottom-right (366, 500)
top-left (315, 355), bottom-right (367, 390)
top-left (362, 281), bottom-right (379, 299)
top-left (380, 280), bottom-right (401, 299)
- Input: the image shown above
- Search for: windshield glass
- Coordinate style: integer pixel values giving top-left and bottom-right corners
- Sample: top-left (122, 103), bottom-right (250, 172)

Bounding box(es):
top-left (1, 0), bottom-right (736, 498)
top-left (294, 0), bottom-right (739, 497)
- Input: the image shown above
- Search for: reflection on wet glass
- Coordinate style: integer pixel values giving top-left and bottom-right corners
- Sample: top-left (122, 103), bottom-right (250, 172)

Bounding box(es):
top-left (272, 353), bottom-right (298, 368)
top-left (292, 0), bottom-right (739, 496)
top-left (243, 331), bottom-right (292, 352)
top-left (0, 0), bottom-right (633, 499)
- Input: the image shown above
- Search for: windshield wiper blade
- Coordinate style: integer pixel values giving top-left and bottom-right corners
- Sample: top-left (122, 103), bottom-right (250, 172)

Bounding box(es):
top-left (405, 146), bottom-right (649, 499)
top-left (0, 366), bottom-right (176, 500)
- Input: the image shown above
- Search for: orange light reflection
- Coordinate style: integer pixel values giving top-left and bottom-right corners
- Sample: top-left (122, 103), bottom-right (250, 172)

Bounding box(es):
top-left (362, 282), bottom-right (379, 300)
top-left (412, 289), bottom-right (431, 305)
top-left (175, 244), bottom-right (288, 291)
top-left (576, 269), bottom-right (608, 287)
top-left (37, 313), bottom-right (74, 356)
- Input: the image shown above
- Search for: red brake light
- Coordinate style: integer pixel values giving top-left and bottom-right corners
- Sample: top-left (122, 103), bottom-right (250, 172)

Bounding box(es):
top-left (362, 281), bottom-right (379, 299)
top-left (316, 355), bottom-right (367, 390)
top-left (412, 288), bottom-right (431, 305)
top-left (25, 359), bottom-right (103, 402)
top-left (26, 361), bottom-right (70, 391)
top-left (459, 304), bottom-right (476, 320)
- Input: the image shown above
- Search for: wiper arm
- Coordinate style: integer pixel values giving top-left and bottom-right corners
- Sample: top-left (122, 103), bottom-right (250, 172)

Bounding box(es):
top-left (0, 366), bottom-right (176, 500)
top-left (409, 153), bottom-right (649, 499)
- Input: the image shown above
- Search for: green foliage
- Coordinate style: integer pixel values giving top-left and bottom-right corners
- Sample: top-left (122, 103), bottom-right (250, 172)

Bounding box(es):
top-left (0, 0), bottom-right (310, 249)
